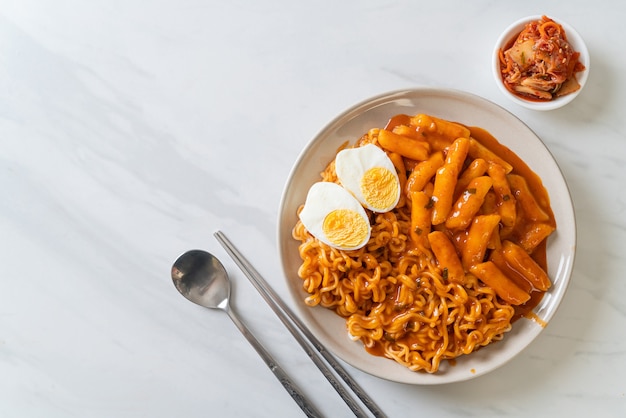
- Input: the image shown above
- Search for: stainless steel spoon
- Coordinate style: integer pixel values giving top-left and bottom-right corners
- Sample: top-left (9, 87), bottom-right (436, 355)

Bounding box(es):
top-left (171, 250), bottom-right (322, 418)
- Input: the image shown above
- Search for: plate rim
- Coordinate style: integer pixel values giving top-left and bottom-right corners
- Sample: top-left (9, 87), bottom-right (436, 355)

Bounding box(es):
top-left (277, 86), bottom-right (576, 384)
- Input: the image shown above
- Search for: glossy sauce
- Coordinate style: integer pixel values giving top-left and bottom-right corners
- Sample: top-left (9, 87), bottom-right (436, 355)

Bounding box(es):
top-left (469, 126), bottom-right (555, 322)
top-left (360, 116), bottom-right (556, 363)
top-left (389, 118), bottom-right (555, 312)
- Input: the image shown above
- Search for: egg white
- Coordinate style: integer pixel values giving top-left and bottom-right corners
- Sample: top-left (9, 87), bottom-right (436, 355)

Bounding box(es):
top-left (335, 143), bottom-right (400, 212)
top-left (298, 182), bottom-right (371, 250)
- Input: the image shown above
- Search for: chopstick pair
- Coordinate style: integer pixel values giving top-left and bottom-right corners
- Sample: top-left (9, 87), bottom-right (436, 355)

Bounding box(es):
top-left (214, 231), bottom-right (386, 418)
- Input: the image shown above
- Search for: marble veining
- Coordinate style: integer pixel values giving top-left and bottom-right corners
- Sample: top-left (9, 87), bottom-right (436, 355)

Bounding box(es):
top-left (1, 1), bottom-right (625, 417)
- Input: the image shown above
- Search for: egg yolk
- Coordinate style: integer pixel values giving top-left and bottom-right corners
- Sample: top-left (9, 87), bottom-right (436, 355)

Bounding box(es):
top-left (322, 209), bottom-right (369, 248)
top-left (360, 167), bottom-right (399, 211)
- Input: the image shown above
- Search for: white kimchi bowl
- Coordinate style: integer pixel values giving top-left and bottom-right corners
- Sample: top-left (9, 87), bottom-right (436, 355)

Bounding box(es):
top-left (492, 15), bottom-right (590, 111)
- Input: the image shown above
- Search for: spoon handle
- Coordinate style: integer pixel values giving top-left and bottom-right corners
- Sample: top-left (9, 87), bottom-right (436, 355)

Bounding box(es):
top-left (215, 230), bottom-right (386, 418)
top-left (225, 306), bottom-right (323, 418)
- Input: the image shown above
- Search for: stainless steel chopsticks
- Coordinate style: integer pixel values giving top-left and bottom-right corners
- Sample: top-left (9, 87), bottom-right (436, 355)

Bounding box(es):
top-left (214, 230), bottom-right (386, 418)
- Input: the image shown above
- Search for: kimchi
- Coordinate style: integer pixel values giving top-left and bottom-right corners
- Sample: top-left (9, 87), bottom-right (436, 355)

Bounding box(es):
top-left (499, 16), bottom-right (586, 101)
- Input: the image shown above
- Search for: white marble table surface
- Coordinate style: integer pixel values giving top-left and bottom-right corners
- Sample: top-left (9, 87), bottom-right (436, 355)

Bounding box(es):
top-left (1, 1), bottom-right (625, 417)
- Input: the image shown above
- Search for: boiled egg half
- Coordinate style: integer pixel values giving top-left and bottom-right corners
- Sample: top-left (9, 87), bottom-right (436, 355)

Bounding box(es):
top-left (335, 144), bottom-right (400, 213)
top-left (299, 182), bottom-right (371, 250)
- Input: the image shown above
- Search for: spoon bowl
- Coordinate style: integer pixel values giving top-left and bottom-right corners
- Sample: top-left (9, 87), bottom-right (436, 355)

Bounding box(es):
top-left (172, 250), bottom-right (230, 310)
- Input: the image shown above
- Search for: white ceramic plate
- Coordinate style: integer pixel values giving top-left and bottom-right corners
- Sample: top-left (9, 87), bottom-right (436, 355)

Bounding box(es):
top-left (277, 88), bottom-right (576, 384)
